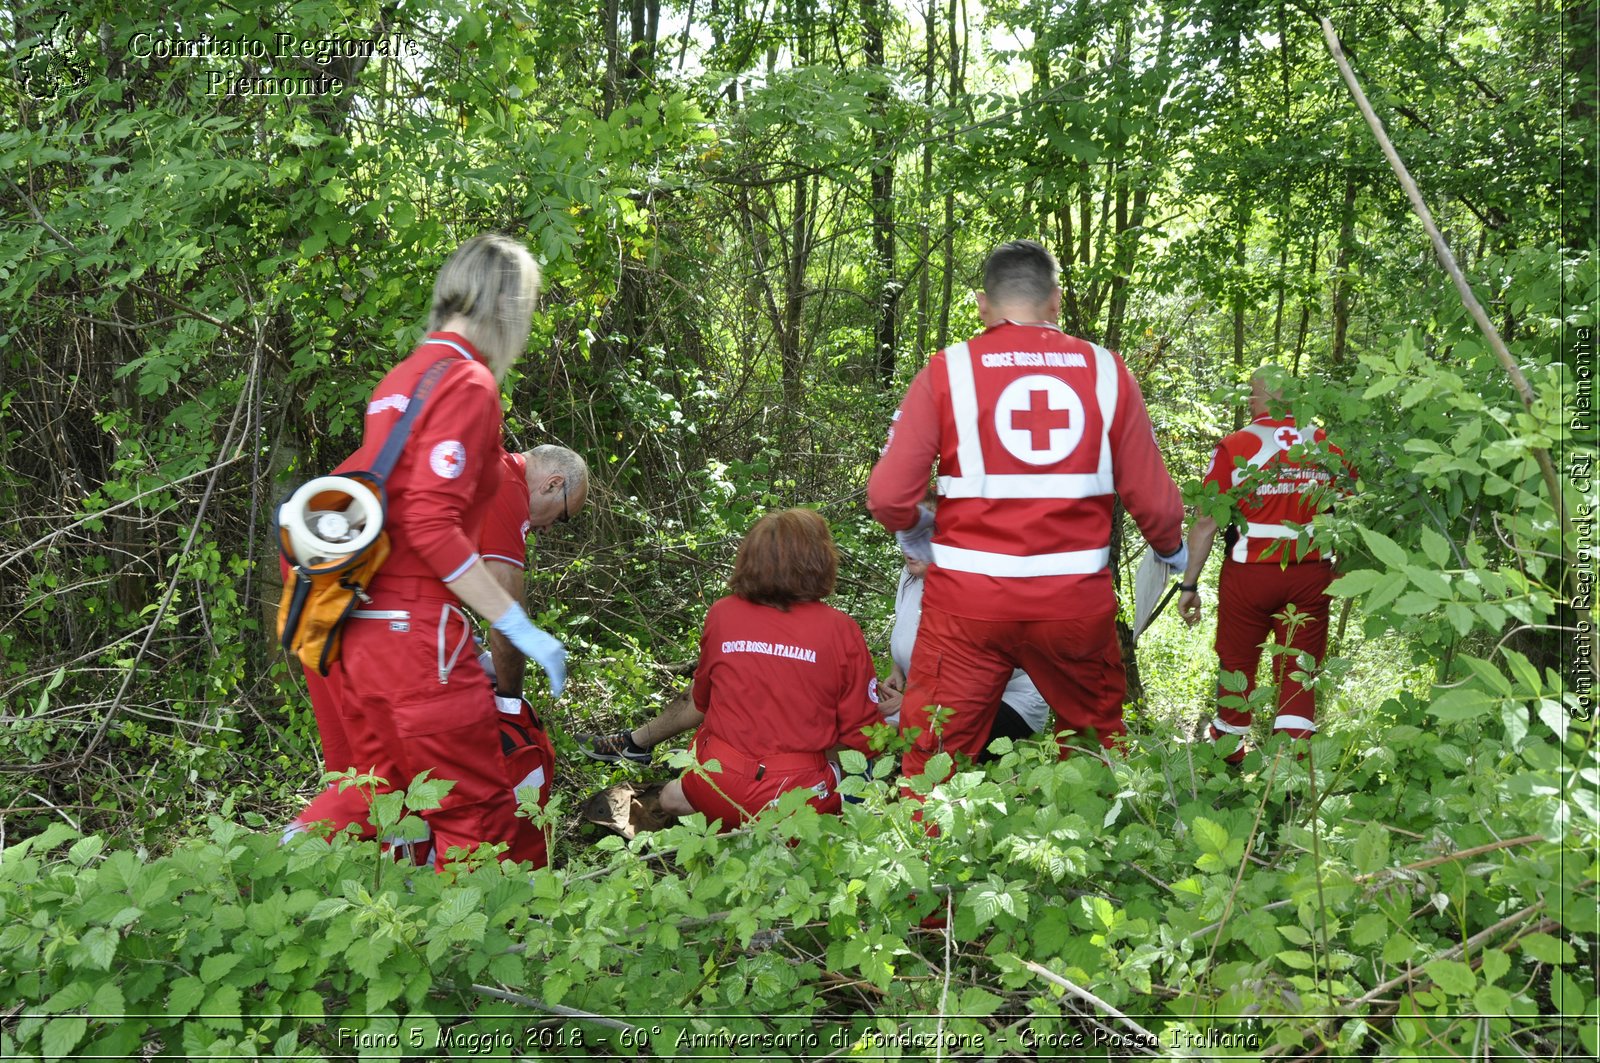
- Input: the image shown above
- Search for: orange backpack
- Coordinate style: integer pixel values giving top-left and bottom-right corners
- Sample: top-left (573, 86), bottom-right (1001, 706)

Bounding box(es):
top-left (275, 358), bottom-right (457, 674)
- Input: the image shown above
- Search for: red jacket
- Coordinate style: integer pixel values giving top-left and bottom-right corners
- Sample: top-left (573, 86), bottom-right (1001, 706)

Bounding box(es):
top-left (479, 450), bottom-right (530, 570)
top-left (1203, 416), bottom-right (1349, 564)
top-left (868, 322), bottom-right (1182, 620)
top-left (335, 333), bottom-right (502, 586)
top-left (692, 597), bottom-right (881, 758)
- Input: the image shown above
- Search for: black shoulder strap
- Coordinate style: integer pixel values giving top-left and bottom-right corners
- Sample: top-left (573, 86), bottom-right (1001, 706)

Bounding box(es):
top-left (369, 355), bottom-right (460, 481)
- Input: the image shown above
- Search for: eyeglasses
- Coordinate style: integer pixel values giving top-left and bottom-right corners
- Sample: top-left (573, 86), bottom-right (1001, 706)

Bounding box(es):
top-left (558, 481), bottom-right (571, 524)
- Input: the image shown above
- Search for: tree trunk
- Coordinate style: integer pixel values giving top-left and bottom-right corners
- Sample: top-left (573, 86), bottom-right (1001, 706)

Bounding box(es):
top-left (863, 0), bottom-right (897, 385)
top-left (1330, 174), bottom-right (1358, 371)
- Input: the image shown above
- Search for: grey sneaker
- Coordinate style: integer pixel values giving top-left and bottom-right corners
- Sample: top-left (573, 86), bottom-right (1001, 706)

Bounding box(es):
top-left (579, 731), bottom-right (652, 765)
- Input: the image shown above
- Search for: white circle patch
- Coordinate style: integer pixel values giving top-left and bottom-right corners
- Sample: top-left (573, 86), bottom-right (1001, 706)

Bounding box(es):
top-left (429, 440), bottom-right (467, 479)
top-left (1273, 425), bottom-right (1303, 450)
top-left (994, 375), bottom-right (1085, 465)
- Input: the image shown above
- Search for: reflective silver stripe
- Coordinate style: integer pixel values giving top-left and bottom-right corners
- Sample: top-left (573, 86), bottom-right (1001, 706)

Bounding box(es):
top-left (1211, 716), bottom-right (1251, 736)
top-left (441, 552), bottom-right (480, 583)
top-left (482, 553), bottom-right (526, 568)
top-left (937, 341), bottom-right (1116, 500)
top-left (939, 472), bottom-right (1116, 498)
top-left (1234, 521), bottom-right (1312, 562)
top-left (1246, 521), bottom-right (1309, 539)
top-left (352, 609), bottom-right (411, 620)
top-left (943, 342), bottom-right (986, 486)
top-left (437, 604), bottom-right (470, 685)
top-left (932, 542), bottom-right (1110, 577)
top-left (424, 337), bottom-right (475, 362)
top-left (1272, 715), bottom-right (1318, 734)
top-left (1088, 343), bottom-right (1119, 488)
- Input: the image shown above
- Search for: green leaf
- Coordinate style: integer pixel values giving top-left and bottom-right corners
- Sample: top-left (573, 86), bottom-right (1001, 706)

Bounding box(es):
top-left (1473, 985), bottom-right (1512, 1015)
top-left (41, 1016), bottom-right (87, 1062)
top-left (1480, 948), bottom-right (1511, 985)
top-left (1428, 686), bottom-right (1497, 722)
top-left (1424, 959), bottom-right (1476, 996)
top-left (199, 953), bottom-right (240, 983)
top-left (1504, 650), bottom-right (1542, 694)
top-left (67, 836), bottom-right (105, 866)
top-left (168, 977), bottom-right (205, 1018)
top-left (89, 981), bottom-right (124, 1018)
top-left (1419, 527), bottom-right (1451, 567)
top-left (957, 987), bottom-right (1004, 1017)
top-left (1328, 569), bottom-right (1385, 597)
top-left (1191, 816), bottom-right (1228, 856)
top-left (1521, 932), bottom-right (1576, 965)
top-left (77, 926), bottom-right (118, 971)
top-left (1276, 950), bottom-right (1314, 970)
top-left (1359, 528), bottom-right (1408, 569)
top-left (1351, 913), bottom-right (1388, 946)
top-left (1351, 823), bottom-right (1390, 875)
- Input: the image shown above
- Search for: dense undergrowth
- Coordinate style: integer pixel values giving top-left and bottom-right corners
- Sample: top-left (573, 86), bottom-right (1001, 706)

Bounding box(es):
top-left (2, 680), bottom-right (1593, 1060)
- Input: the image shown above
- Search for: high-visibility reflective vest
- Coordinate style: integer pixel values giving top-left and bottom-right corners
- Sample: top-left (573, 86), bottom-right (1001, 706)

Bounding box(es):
top-left (1205, 417), bottom-right (1341, 563)
top-left (929, 325), bottom-right (1121, 581)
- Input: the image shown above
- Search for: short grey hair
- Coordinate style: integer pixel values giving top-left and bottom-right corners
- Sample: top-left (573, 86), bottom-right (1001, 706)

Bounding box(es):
top-left (525, 444), bottom-right (588, 491)
top-left (428, 233), bottom-right (540, 376)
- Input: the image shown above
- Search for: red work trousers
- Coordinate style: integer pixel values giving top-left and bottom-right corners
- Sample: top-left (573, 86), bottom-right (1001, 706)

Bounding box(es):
top-left (326, 591), bottom-right (522, 866)
top-left (900, 602), bottom-right (1126, 782)
top-left (679, 732), bottom-right (842, 831)
top-left (1211, 559), bottom-right (1333, 741)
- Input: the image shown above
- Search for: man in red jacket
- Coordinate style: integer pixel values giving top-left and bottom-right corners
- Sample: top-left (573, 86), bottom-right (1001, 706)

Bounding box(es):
top-left (868, 240), bottom-right (1186, 780)
top-left (1177, 368), bottom-right (1353, 762)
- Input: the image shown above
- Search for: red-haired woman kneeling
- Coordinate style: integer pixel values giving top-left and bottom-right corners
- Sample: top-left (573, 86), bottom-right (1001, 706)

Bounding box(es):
top-left (657, 509), bottom-right (882, 828)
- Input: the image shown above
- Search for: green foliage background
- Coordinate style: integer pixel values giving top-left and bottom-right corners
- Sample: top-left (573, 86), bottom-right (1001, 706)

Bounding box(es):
top-left (0, 0), bottom-right (1595, 1058)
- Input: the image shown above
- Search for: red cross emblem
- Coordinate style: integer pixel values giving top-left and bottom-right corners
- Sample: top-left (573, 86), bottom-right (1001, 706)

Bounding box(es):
top-left (429, 440), bottom-right (467, 479)
top-left (1011, 390), bottom-right (1073, 450)
top-left (1276, 426), bottom-right (1301, 449)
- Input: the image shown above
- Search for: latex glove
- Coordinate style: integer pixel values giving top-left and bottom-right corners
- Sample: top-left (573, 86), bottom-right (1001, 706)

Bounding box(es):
top-left (491, 604), bottom-right (567, 698)
top-left (478, 649), bottom-right (499, 686)
top-left (894, 503), bottom-right (937, 563)
top-left (1155, 543), bottom-right (1189, 579)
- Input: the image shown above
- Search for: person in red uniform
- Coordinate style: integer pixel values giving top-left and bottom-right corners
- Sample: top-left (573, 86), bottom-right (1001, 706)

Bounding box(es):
top-left (287, 443), bottom-right (589, 866)
top-left (1177, 368), bottom-right (1352, 762)
top-left (868, 240), bottom-right (1186, 781)
top-left (290, 233), bottom-right (566, 868)
top-left (655, 509), bottom-right (883, 829)
top-left (480, 444), bottom-right (589, 709)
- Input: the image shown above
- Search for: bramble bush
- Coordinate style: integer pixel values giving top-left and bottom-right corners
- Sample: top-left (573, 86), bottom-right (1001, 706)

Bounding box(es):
top-left (3, 686), bottom-right (1593, 1060)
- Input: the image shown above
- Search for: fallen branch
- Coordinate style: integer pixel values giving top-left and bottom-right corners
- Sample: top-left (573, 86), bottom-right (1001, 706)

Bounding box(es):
top-left (1023, 960), bottom-right (1162, 1056)
top-left (1260, 901), bottom-right (1548, 1058)
top-left (1319, 18), bottom-right (1575, 574)
top-left (468, 984), bottom-right (641, 1034)
top-left (1354, 834), bottom-right (1545, 883)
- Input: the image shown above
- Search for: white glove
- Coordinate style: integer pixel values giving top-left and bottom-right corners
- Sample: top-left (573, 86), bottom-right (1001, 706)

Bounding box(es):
top-left (1155, 543), bottom-right (1189, 578)
top-left (894, 503), bottom-right (937, 563)
top-left (491, 604), bottom-right (567, 698)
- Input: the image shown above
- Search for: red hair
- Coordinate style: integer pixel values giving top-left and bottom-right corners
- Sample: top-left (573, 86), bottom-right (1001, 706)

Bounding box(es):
top-left (728, 509), bottom-right (838, 610)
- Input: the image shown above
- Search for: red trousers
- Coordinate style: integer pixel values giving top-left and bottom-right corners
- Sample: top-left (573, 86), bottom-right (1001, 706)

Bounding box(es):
top-left (1211, 559), bottom-right (1332, 741)
top-left (679, 732), bottom-right (841, 830)
top-left (900, 602), bottom-right (1125, 782)
top-left (293, 590), bottom-right (522, 866)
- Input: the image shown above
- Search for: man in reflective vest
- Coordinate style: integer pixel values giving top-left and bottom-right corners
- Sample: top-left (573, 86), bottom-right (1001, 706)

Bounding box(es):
top-left (1176, 368), bottom-right (1352, 762)
top-left (868, 240), bottom-right (1186, 780)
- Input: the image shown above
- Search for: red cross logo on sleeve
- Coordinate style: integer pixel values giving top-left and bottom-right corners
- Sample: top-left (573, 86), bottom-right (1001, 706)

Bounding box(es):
top-left (429, 440), bottom-right (467, 479)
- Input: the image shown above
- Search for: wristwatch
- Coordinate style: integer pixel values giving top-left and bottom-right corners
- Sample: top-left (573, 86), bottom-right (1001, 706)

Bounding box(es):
top-left (1178, 582), bottom-right (1199, 593)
